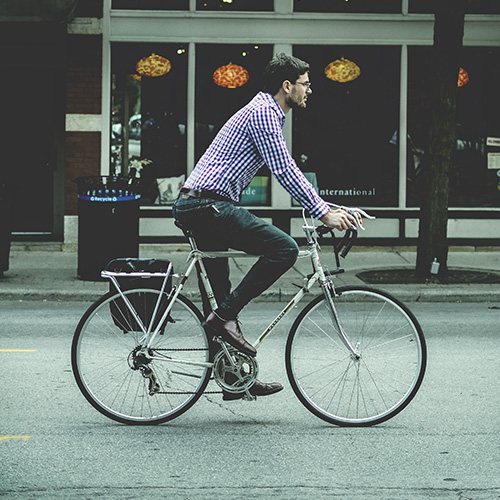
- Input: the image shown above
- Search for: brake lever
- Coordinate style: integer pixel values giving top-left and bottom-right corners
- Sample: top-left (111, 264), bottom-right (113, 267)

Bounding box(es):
top-left (350, 207), bottom-right (376, 219)
top-left (340, 229), bottom-right (357, 258)
top-left (326, 228), bottom-right (357, 268)
top-left (329, 204), bottom-right (376, 231)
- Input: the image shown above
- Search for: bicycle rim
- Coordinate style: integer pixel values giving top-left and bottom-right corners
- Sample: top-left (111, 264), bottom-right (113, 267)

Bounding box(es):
top-left (72, 290), bottom-right (211, 424)
top-left (286, 286), bottom-right (426, 426)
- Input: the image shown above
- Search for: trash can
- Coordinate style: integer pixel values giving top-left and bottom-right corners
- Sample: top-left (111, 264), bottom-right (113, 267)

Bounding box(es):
top-left (74, 176), bottom-right (141, 281)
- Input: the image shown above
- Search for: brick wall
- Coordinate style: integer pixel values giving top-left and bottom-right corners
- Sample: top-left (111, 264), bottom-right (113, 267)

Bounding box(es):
top-left (65, 132), bottom-right (101, 215)
top-left (65, 34), bottom-right (102, 215)
top-left (66, 35), bottom-right (102, 114)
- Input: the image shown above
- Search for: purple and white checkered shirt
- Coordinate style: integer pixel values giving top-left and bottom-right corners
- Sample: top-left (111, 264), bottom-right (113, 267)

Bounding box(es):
top-left (183, 92), bottom-right (330, 219)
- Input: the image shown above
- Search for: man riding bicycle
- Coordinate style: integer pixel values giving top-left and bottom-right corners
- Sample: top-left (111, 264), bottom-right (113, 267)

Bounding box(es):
top-left (173, 53), bottom-right (362, 400)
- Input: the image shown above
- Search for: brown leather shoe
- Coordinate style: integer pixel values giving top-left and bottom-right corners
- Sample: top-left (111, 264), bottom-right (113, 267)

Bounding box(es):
top-left (204, 312), bottom-right (257, 357)
top-left (223, 380), bottom-right (283, 401)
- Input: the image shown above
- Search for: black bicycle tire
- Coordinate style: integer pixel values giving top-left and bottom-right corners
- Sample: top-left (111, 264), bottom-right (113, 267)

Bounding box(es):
top-left (285, 286), bottom-right (427, 427)
top-left (72, 290), bottom-right (211, 425)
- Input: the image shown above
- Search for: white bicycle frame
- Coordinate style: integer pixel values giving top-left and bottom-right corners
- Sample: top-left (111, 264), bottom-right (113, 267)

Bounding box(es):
top-left (101, 220), bottom-right (361, 371)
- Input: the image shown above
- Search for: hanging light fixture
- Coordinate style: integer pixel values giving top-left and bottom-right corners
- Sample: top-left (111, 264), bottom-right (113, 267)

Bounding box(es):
top-left (136, 53), bottom-right (172, 78)
top-left (457, 67), bottom-right (469, 87)
top-left (324, 57), bottom-right (360, 83)
top-left (213, 63), bottom-right (249, 88)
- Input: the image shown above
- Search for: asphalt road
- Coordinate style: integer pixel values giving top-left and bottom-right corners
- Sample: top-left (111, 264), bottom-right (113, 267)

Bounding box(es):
top-left (1, 300), bottom-right (499, 500)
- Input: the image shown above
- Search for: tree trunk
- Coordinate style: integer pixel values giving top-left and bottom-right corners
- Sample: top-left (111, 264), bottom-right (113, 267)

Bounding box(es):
top-left (415, 0), bottom-right (465, 280)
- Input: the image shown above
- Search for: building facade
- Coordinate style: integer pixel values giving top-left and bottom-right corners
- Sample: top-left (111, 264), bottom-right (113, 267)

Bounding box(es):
top-left (2, 0), bottom-right (500, 246)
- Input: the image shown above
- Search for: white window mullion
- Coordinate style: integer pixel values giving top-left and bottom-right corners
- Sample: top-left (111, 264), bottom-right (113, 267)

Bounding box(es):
top-left (272, 43), bottom-right (293, 210)
top-left (101, 0), bottom-right (112, 175)
top-left (187, 42), bottom-right (196, 175)
top-left (399, 44), bottom-right (408, 209)
top-left (402, 0), bottom-right (409, 15)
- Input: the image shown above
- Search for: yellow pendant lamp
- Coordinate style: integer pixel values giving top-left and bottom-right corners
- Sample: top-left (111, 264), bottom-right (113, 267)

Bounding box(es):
top-left (324, 57), bottom-right (360, 83)
top-left (136, 53), bottom-right (172, 78)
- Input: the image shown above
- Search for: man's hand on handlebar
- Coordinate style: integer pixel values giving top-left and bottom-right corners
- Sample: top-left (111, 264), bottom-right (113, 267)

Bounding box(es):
top-left (320, 208), bottom-right (357, 231)
top-left (319, 206), bottom-right (374, 231)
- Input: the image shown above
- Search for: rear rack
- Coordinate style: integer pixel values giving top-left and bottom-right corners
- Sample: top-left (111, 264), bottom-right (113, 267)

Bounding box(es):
top-left (101, 270), bottom-right (172, 279)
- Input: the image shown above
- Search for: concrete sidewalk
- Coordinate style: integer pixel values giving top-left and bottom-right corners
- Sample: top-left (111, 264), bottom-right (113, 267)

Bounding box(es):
top-left (1, 242), bottom-right (500, 303)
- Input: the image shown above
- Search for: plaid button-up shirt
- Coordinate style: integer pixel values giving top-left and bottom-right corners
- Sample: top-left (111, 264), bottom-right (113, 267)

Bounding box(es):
top-left (184, 91), bottom-right (330, 219)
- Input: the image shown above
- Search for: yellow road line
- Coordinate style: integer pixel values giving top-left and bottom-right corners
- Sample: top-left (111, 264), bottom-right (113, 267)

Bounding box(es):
top-left (0, 349), bottom-right (37, 352)
top-left (0, 436), bottom-right (32, 441)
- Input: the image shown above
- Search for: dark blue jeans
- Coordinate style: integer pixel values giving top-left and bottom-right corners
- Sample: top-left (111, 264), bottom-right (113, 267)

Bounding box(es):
top-left (172, 195), bottom-right (299, 319)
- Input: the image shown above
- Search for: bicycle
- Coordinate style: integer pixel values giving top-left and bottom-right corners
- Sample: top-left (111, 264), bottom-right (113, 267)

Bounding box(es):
top-left (71, 207), bottom-right (426, 427)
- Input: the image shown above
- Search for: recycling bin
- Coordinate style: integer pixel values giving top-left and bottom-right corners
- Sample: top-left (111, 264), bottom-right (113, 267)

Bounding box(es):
top-left (74, 176), bottom-right (140, 281)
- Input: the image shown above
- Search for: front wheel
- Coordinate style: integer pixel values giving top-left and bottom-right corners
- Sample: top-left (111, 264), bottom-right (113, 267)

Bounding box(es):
top-left (285, 286), bottom-right (426, 426)
top-left (72, 290), bottom-right (211, 425)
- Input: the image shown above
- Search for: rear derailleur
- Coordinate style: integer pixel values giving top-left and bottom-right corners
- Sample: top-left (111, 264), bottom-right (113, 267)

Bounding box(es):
top-left (128, 346), bottom-right (160, 396)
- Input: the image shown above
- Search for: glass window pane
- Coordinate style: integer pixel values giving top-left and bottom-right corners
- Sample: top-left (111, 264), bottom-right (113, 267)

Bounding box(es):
top-left (195, 44), bottom-right (273, 206)
top-left (292, 45), bottom-right (401, 208)
top-left (409, 0), bottom-right (500, 14)
top-left (112, 0), bottom-right (188, 10)
top-left (111, 43), bottom-right (188, 205)
top-left (294, 0), bottom-right (401, 14)
top-left (408, 46), bottom-right (500, 208)
top-left (196, 0), bottom-right (273, 12)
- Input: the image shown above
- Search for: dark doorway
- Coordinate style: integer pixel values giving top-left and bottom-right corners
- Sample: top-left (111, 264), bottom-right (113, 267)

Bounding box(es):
top-left (4, 71), bottom-right (56, 234)
top-left (1, 24), bottom-right (65, 238)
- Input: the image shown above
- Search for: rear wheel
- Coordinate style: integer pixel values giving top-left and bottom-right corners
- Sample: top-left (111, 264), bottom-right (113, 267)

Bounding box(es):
top-left (72, 290), bottom-right (211, 424)
top-left (286, 286), bottom-right (426, 426)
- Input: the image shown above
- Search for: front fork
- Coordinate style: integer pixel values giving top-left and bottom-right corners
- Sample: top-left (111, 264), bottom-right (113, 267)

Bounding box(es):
top-left (321, 281), bottom-right (361, 360)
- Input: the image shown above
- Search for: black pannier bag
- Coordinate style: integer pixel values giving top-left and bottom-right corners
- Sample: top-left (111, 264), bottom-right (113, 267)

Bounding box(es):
top-left (106, 258), bottom-right (173, 334)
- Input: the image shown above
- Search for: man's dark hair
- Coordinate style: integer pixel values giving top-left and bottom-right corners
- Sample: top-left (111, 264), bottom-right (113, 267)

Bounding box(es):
top-left (262, 53), bottom-right (310, 95)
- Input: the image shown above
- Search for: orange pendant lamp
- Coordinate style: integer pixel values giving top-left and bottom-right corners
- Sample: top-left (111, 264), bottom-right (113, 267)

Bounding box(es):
top-left (213, 63), bottom-right (249, 88)
top-left (324, 57), bottom-right (360, 83)
top-left (136, 53), bottom-right (172, 78)
top-left (457, 67), bottom-right (469, 87)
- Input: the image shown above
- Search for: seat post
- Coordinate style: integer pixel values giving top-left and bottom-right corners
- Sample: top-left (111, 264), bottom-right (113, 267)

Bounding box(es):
top-left (188, 233), bottom-right (198, 252)
top-left (175, 220), bottom-right (198, 252)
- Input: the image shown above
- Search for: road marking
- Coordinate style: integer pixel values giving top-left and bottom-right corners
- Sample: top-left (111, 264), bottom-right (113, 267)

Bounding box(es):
top-left (0, 349), bottom-right (37, 352)
top-left (0, 436), bottom-right (32, 441)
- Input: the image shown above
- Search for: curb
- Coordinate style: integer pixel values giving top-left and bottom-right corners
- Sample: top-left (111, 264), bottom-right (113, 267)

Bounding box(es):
top-left (2, 284), bottom-right (499, 304)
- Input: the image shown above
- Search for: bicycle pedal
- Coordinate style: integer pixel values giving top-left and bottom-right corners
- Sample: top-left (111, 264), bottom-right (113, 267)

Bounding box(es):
top-left (242, 393), bottom-right (256, 402)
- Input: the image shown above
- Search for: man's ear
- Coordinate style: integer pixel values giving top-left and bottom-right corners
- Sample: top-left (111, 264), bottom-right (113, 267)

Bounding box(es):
top-left (282, 80), bottom-right (293, 94)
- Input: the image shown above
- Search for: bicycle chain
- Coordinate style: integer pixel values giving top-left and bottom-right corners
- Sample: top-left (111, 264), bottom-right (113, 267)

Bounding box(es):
top-left (157, 391), bottom-right (221, 395)
top-left (152, 347), bottom-right (216, 393)
top-left (151, 348), bottom-right (251, 395)
top-left (153, 348), bottom-right (209, 352)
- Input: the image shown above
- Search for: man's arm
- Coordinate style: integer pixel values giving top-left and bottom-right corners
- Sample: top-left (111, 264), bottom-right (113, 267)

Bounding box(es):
top-left (248, 114), bottom-right (330, 218)
top-left (248, 105), bottom-right (365, 229)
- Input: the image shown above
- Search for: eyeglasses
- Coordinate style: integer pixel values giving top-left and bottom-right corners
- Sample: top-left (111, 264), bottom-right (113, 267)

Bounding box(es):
top-left (295, 81), bottom-right (312, 88)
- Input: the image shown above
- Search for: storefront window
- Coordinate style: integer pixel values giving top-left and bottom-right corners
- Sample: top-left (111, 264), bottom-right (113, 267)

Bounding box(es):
top-left (409, 0), bottom-right (500, 14)
top-left (195, 44), bottom-right (273, 205)
top-left (196, 0), bottom-right (273, 11)
top-left (408, 46), bottom-right (500, 208)
top-left (112, 0), bottom-right (188, 9)
top-left (292, 45), bottom-right (400, 207)
top-left (111, 43), bottom-right (188, 205)
top-left (294, 0), bottom-right (401, 14)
